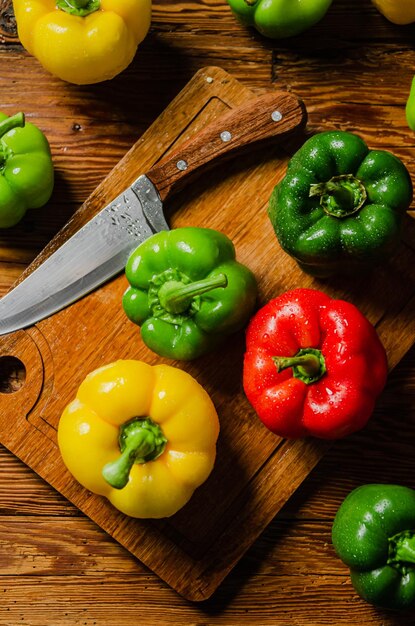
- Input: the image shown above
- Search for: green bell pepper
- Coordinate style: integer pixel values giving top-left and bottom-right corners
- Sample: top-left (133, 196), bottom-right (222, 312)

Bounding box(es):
top-left (406, 76), bottom-right (415, 132)
top-left (122, 227), bottom-right (258, 360)
top-left (268, 130), bottom-right (413, 278)
top-left (226, 0), bottom-right (333, 39)
top-left (332, 484), bottom-right (415, 611)
top-left (0, 111), bottom-right (54, 228)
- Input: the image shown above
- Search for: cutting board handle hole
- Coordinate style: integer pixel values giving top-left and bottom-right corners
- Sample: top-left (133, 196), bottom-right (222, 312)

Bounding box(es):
top-left (0, 356), bottom-right (26, 394)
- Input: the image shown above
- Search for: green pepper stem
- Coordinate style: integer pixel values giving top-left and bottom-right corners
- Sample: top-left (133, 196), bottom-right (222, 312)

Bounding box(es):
top-left (0, 112), bottom-right (25, 140)
top-left (389, 532), bottom-right (415, 565)
top-left (158, 273), bottom-right (228, 315)
top-left (102, 418), bottom-right (167, 490)
top-left (273, 348), bottom-right (326, 385)
top-left (0, 113), bottom-right (25, 168)
top-left (309, 174), bottom-right (367, 218)
top-left (319, 182), bottom-right (355, 211)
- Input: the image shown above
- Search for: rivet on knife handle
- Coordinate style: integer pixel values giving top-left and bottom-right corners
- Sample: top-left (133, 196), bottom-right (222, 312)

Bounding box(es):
top-left (146, 91), bottom-right (307, 202)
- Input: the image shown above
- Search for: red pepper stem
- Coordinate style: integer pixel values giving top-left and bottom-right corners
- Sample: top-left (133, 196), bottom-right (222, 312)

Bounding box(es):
top-left (389, 531), bottom-right (415, 565)
top-left (275, 353), bottom-right (321, 375)
top-left (102, 417), bottom-right (167, 490)
top-left (158, 273), bottom-right (228, 315)
top-left (273, 348), bottom-right (326, 385)
top-left (0, 112), bottom-right (25, 140)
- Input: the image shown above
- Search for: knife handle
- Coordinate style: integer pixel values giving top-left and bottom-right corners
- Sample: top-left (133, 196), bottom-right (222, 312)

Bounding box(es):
top-left (145, 90), bottom-right (307, 202)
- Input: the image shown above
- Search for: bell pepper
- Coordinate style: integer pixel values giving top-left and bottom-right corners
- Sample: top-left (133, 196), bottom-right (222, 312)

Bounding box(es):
top-left (332, 484), bottom-right (415, 610)
top-left (268, 130), bottom-right (413, 278)
top-left (226, 0), bottom-right (333, 39)
top-left (122, 227), bottom-right (258, 360)
top-left (243, 288), bottom-right (388, 439)
top-left (0, 111), bottom-right (54, 228)
top-left (12, 0), bottom-right (151, 85)
top-left (406, 77), bottom-right (415, 132)
top-left (57, 359), bottom-right (220, 519)
top-left (372, 0), bottom-right (415, 24)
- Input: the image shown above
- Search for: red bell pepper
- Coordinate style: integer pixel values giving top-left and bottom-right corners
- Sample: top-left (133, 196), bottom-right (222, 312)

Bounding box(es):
top-left (243, 288), bottom-right (388, 439)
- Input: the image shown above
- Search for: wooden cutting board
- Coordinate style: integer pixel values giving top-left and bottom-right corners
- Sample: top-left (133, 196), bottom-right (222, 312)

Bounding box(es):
top-left (1, 66), bottom-right (415, 602)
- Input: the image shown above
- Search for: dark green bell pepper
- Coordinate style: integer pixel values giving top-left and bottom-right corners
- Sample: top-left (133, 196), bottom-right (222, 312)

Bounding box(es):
top-left (332, 484), bottom-right (415, 610)
top-left (226, 0), bottom-right (333, 39)
top-left (0, 111), bottom-right (54, 228)
top-left (268, 130), bottom-right (413, 277)
top-left (122, 227), bottom-right (258, 360)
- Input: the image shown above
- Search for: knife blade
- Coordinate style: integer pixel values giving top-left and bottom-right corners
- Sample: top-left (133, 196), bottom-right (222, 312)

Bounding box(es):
top-left (0, 91), bottom-right (306, 336)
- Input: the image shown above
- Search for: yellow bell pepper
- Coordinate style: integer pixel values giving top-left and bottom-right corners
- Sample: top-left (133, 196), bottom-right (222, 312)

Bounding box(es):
top-left (372, 0), bottom-right (415, 24)
top-left (57, 360), bottom-right (220, 518)
top-left (12, 0), bottom-right (151, 85)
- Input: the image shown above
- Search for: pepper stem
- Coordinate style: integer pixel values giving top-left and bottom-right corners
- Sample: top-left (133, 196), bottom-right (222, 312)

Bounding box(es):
top-left (56, 0), bottom-right (100, 17)
top-left (0, 112), bottom-right (25, 140)
top-left (389, 531), bottom-right (415, 566)
top-left (102, 417), bottom-right (167, 490)
top-left (309, 174), bottom-right (367, 218)
top-left (0, 113), bottom-right (25, 169)
top-left (273, 348), bottom-right (326, 385)
top-left (158, 273), bottom-right (228, 315)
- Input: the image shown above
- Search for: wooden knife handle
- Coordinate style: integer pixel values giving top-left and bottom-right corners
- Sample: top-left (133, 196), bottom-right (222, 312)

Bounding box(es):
top-left (146, 90), bottom-right (307, 202)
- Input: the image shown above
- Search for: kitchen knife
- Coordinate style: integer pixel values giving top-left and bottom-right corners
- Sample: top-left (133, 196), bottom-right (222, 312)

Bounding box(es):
top-left (0, 91), bottom-right (306, 336)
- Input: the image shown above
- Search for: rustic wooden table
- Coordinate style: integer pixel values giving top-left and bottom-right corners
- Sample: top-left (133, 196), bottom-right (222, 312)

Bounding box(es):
top-left (1, 0), bottom-right (415, 624)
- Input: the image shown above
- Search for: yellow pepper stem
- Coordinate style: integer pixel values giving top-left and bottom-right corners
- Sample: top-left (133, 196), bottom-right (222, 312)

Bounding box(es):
top-left (56, 0), bottom-right (100, 17)
top-left (102, 417), bottom-right (167, 490)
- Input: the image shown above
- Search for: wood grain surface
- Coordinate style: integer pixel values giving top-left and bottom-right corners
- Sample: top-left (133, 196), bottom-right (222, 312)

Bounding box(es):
top-left (1, 0), bottom-right (415, 624)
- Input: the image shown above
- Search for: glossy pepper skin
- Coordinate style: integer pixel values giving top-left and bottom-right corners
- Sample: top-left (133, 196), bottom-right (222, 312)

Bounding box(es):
top-left (58, 360), bottom-right (220, 519)
top-left (268, 131), bottom-right (413, 278)
top-left (226, 0), bottom-right (333, 39)
top-left (372, 0), bottom-right (415, 24)
top-left (12, 0), bottom-right (151, 85)
top-left (243, 288), bottom-right (388, 439)
top-left (332, 484), bottom-right (415, 610)
top-left (122, 227), bottom-right (258, 361)
top-left (406, 77), bottom-right (415, 132)
top-left (0, 112), bottom-right (54, 228)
